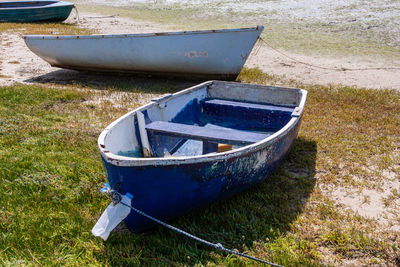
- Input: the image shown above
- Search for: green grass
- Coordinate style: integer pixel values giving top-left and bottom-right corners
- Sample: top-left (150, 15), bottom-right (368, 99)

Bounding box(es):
top-left (1, 75), bottom-right (399, 265)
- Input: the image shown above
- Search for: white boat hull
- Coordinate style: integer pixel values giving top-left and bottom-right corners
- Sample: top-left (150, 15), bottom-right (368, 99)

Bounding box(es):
top-left (23, 26), bottom-right (264, 79)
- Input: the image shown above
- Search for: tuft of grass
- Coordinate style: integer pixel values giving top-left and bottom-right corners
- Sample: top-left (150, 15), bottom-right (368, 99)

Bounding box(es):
top-left (1, 74), bottom-right (399, 265)
top-left (0, 22), bottom-right (93, 35)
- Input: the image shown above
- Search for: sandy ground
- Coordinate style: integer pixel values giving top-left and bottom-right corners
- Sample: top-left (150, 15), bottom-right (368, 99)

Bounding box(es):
top-left (246, 48), bottom-right (400, 90)
top-left (0, 12), bottom-right (167, 86)
top-left (1, 12), bottom-right (400, 89)
top-left (320, 171), bottom-right (400, 232)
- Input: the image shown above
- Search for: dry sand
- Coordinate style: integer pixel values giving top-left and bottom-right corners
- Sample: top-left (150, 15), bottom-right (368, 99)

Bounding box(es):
top-left (1, 11), bottom-right (400, 89)
top-left (326, 176), bottom-right (400, 232)
top-left (246, 47), bottom-right (400, 90)
top-left (0, 12), bottom-right (167, 86)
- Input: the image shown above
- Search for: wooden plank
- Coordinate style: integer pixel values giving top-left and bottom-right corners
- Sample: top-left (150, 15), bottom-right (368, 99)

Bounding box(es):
top-left (146, 121), bottom-right (270, 146)
top-left (137, 111), bottom-right (153, 157)
top-left (202, 99), bottom-right (294, 113)
top-left (208, 81), bottom-right (301, 107)
top-left (201, 98), bottom-right (294, 129)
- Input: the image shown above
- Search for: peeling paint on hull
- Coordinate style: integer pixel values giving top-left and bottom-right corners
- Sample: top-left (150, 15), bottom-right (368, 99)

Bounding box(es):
top-left (98, 81), bottom-right (307, 232)
top-left (23, 26), bottom-right (263, 79)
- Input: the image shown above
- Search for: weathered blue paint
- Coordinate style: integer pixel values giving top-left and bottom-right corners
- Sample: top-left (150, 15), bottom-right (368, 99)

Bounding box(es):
top-left (0, 1), bottom-right (74, 22)
top-left (147, 99), bottom-right (201, 157)
top-left (117, 149), bottom-right (142, 158)
top-left (201, 98), bottom-right (294, 131)
top-left (97, 81), bottom-right (307, 232)
top-left (146, 121), bottom-right (271, 145)
top-left (23, 26), bottom-right (264, 79)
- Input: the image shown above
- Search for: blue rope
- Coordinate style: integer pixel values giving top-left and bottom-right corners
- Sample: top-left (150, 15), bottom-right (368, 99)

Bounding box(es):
top-left (100, 184), bottom-right (283, 266)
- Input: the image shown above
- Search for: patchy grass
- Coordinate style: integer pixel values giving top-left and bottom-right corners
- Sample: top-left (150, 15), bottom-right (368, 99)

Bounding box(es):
top-left (76, 3), bottom-right (400, 59)
top-left (0, 22), bottom-right (93, 35)
top-left (29, 71), bottom-right (201, 95)
top-left (1, 75), bottom-right (399, 266)
top-left (238, 67), bottom-right (400, 187)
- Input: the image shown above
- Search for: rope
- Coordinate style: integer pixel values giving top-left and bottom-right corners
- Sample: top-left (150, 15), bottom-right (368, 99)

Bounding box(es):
top-left (258, 37), bottom-right (400, 71)
top-left (72, 6), bottom-right (80, 24)
top-left (100, 184), bottom-right (283, 266)
top-left (86, 15), bottom-right (119, 19)
top-left (247, 38), bottom-right (263, 62)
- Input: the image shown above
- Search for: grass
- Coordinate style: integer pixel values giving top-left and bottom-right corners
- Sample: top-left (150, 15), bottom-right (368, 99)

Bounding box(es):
top-left (0, 22), bottom-right (93, 35)
top-left (0, 71), bottom-right (399, 265)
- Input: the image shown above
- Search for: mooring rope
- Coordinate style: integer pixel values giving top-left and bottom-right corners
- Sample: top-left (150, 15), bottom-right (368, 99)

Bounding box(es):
top-left (247, 37), bottom-right (263, 62)
top-left (72, 6), bottom-right (80, 24)
top-left (100, 184), bottom-right (283, 266)
top-left (258, 37), bottom-right (400, 71)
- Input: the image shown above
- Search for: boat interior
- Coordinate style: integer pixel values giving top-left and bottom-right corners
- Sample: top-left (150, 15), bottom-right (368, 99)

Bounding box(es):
top-left (102, 82), bottom-right (303, 158)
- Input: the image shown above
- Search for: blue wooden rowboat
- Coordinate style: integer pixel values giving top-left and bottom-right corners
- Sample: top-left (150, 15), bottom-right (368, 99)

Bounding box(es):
top-left (0, 1), bottom-right (74, 22)
top-left (23, 26), bottom-right (264, 79)
top-left (98, 81), bottom-right (307, 232)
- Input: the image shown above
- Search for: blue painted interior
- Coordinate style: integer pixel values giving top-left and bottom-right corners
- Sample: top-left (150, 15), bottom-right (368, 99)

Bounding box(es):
top-left (146, 98), bottom-right (294, 157)
top-left (199, 98), bottom-right (293, 131)
top-left (117, 149), bottom-right (142, 157)
top-left (146, 121), bottom-right (271, 145)
top-left (101, 83), bottom-right (305, 233)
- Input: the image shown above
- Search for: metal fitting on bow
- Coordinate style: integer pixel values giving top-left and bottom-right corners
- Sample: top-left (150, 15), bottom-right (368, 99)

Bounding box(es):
top-left (100, 182), bottom-right (122, 205)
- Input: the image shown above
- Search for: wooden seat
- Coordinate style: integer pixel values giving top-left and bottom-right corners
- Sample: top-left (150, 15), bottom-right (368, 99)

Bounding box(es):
top-left (201, 98), bottom-right (295, 114)
top-left (146, 121), bottom-right (271, 154)
top-left (200, 99), bottom-right (295, 130)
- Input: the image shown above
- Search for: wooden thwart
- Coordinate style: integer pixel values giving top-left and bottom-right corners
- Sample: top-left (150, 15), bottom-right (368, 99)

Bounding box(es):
top-left (202, 99), bottom-right (295, 113)
top-left (145, 121), bottom-right (270, 146)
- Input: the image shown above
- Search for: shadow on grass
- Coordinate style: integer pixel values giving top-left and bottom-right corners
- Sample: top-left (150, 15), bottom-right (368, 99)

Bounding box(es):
top-left (100, 137), bottom-right (317, 266)
top-left (25, 69), bottom-right (205, 94)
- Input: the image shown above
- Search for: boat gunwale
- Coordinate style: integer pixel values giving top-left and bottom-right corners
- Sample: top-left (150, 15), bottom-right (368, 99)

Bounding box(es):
top-left (22, 26), bottom-right (264, 40)
top-left (98, 80), bottom-right (307, 167)
top-left (0, 0), bottom-right (74, 10)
